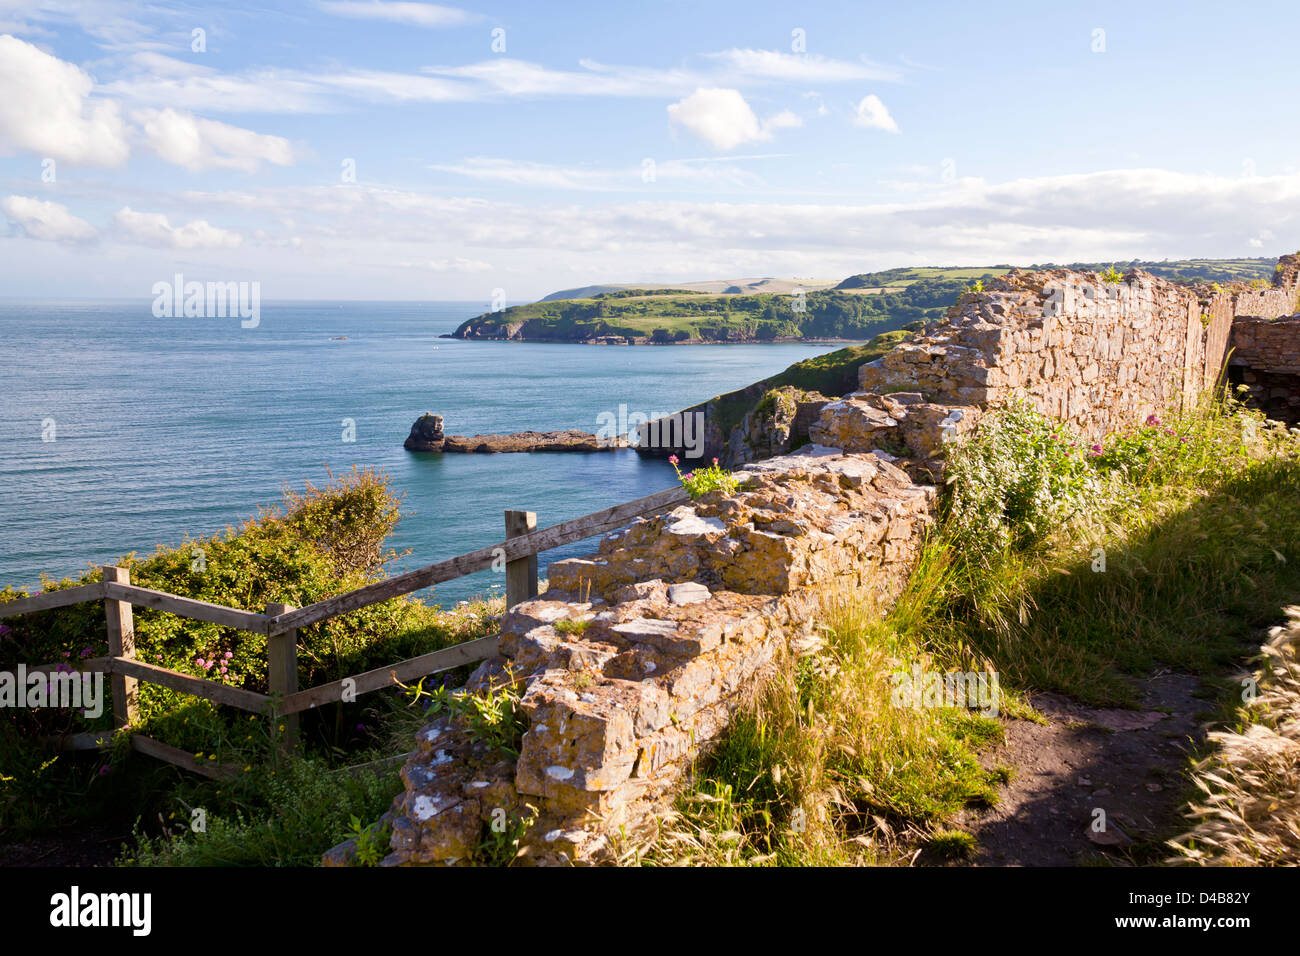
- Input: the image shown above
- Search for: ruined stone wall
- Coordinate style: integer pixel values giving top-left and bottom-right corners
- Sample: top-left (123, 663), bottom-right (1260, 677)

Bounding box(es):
top-left (1228, 314), bottom-right (1300, 423)
top-left (334, 255), bottom-right (1300, 867)
top-left (338, 448), bottom-right (933, 866)
top-left (842, 255), bottom-right (1300, 443)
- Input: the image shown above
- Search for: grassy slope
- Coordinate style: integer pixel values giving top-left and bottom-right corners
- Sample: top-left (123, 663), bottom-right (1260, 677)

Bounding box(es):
top-left (836, 257), bottom-right (1278, 291)
top-left (705, 329), bottom-right (914, 437)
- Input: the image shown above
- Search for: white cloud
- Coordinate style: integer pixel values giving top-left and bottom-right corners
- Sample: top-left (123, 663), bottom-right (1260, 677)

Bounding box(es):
top-left (16, 166), bottom-right (1299, 299)
top-left (317, 2), bottom-right (473, 27)
top-left (134, 108), bottom-right (297, 171)
top-left (852, 94), bottom-right (899, 133)
top-left (0, 34), bottom-right (129, 164)
top-left (104, 48), bottom-right (900, 115)
top-left (428, 156), bottom-right (768, 191)
top-left (113, 206), bottom-right (242, 249)
top-left (401, 256), bottom-right (493, 272)
top-left (708, 49), bottom-right (902, 83)
top-left (1, 195), bottom-right (96, 241)
top-left (667, 88), bottom-right (800, 150)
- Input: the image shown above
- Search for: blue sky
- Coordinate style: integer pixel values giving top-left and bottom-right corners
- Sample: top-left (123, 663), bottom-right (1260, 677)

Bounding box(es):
top-left (1, 0), bottom-right (1298, 301)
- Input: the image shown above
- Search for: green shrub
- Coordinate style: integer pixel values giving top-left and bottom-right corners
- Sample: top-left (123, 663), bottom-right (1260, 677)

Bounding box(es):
top-left (0, 467), bottom-right (496, 829)
top-left (120, 755), bottom-right (401, 866)
top-left (944, 400), bottom-right (1097, 560)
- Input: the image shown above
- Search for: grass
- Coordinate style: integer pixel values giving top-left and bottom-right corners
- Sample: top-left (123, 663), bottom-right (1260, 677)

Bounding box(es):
top-left (633, 585), bottom-right (1009, 866)
top-left (637, 387), bottom-right (1300, 866)
top-left (1167, 606), bottom-right (1300, 865)
top-left (707, 328), bottom-right (915, 436)
top-left (120, 755), bottom-right (402, 866)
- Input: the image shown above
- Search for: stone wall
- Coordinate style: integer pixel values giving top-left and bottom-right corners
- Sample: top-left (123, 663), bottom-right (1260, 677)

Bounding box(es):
top-left (826, 255), bottom-right (1300, 445)
top-left (1229, 314), bottom-right (1300, 423)
top-left (330, 447), bottom-right (933, 866)
top-left (331, 255), bottom-right (1300, 867)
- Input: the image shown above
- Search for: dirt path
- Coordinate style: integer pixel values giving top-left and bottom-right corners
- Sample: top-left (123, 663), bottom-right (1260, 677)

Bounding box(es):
top-left (950, 672), bottom-right (1208, 866)
top-left (0, 825), bottom-right (129, 867)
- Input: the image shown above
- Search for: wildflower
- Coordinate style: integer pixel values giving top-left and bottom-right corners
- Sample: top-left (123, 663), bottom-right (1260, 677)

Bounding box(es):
top-left (683, 472), bottom-right (694, 480)
top-left (1090, 443), bottom-right (1103, 456)
top-left (79, 647), bottom-right (92, 658)
top-left (61, 650), bottom-right (71, 658)
top-left (223, 651), bottom-right (233, 659)
top-left (712, 457), bottom-right (719, 465)
top-left (1146, 414), bottom-right (1161, 427)
top-left (219, 666), bottom-right (228, 674)
top-left (668, 455), bottom-right (679, 465)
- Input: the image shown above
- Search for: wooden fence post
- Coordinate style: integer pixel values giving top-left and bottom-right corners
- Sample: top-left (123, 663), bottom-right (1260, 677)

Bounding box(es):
top-left (504, 510), bottom-right (538, 609)
top-left (102, 566), bottom-right (138, 728)
top-left (266, 602), bottom-right (298, 758)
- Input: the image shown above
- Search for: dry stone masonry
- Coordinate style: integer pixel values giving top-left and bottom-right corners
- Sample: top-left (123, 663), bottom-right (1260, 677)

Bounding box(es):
top-left (1229, 314), bottom-right (1300, 424)
top-left (331, 255), bottom-right (1300, 866)
top-left (812, 255), bottom-right (1300, 450)
top-left (329, 448), bottom-right (933, 866)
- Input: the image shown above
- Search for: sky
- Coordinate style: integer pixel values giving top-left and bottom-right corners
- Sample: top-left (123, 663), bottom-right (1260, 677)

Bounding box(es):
top-left (1, 0), bottom-right (1298, 303)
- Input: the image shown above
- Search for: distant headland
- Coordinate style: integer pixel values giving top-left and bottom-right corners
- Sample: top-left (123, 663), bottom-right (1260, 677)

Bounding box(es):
top-left (447, 258), bottom-right (1280, 345)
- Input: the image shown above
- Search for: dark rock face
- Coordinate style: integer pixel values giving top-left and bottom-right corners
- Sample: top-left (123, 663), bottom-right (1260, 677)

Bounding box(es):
top-left (442, 430), bottom-right (627, 454)
top-left (403, 412), bottom-right (445, 451)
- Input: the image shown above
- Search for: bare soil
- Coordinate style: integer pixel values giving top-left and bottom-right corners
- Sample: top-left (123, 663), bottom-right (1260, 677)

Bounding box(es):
top-left (946, 672), bottom-right (1210, 866)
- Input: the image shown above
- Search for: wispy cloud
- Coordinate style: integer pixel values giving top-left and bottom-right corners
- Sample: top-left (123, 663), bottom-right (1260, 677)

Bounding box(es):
top-left (428, 155), bottom-right (771, 191)
top-left (317, 1), bottom-right (475, 28)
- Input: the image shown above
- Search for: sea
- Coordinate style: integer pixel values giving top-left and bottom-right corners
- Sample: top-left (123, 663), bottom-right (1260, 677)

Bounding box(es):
top-left (0, 301), bottom-right (839, 606)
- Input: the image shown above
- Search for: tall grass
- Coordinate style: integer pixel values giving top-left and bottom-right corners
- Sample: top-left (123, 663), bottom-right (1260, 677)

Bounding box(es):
top-left (639, 387), bottom-right (1300, 865)
top-left (1167, 607), bottom-right (1300, 866)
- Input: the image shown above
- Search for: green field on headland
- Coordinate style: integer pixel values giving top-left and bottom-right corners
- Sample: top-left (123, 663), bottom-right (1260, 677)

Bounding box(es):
top-left (453, 257), bottom-right (1279, 344)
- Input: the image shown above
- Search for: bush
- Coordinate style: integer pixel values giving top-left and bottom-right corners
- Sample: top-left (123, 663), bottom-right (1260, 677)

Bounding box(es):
top-left (0, 467), bottom-right (495, 829)
top-left (944, 400), bottom-right (1097, 560)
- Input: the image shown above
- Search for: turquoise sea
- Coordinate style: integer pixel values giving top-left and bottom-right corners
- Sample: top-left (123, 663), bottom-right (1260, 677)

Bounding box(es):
top-left (0, 301), bottom-right (837, 604)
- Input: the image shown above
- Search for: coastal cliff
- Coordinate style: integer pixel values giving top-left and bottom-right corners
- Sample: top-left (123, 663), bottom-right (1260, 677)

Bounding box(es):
top-left (632, 328), bottom-right (915, 466)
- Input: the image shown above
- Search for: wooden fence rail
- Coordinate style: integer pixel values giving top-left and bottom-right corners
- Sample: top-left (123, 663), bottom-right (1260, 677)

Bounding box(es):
top-left (0, 486), bottom-right (688, 776)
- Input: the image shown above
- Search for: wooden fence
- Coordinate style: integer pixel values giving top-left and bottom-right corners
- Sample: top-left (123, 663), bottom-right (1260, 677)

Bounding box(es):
top-left (1, 485), bottom-right (688, 778)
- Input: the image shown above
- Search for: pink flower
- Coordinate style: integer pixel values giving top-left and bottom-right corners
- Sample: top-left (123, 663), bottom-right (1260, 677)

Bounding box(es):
top-left (1090, 444), bottom-right (1103, 456)
top-left (219, 666), bottom-right (228, 674)
top-left (668, 455), bottom-right (679, 465)
top-left (712, 458), bottom-right (719, 466)
top-left (223, 651), bottom-right (233, 659)
top-left (1146, 414), bottom-right (1161, 427)
top-left (683, 472), bottom-right (694, 480)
